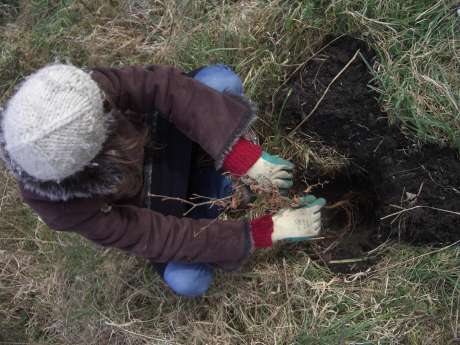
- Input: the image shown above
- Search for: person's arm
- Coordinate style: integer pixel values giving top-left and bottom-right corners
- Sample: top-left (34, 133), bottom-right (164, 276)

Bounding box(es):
top-left (21, 187), bottom-right (325, 269)
top-left (91, 65), bottom-right (256, 168)
top-left (91, 65), bottom-right (294, 192)
top-left (21, 186), bottom-right (251, 270)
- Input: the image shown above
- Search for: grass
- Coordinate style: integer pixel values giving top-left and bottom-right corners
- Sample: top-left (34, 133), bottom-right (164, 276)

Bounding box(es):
top-left (0, 0), bottom-right (459, 344)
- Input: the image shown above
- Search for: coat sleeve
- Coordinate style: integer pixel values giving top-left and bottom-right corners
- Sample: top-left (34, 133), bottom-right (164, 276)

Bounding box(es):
top-left (91, 65), bottom-right (256, 168)
top-left (21, 190), bottom-right (252, 270)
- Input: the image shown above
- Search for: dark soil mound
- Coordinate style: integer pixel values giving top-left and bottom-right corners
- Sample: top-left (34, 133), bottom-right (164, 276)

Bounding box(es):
top-left (282, 36), bottom-right (460, 273)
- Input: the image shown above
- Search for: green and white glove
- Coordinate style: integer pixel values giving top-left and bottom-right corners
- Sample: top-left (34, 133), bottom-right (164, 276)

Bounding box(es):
top-left (250, 195), bottom-right (326, 248)
top-left (272, 195), bottom-right (326, 242)
top-left (245, 152), bottom-right (295, 192)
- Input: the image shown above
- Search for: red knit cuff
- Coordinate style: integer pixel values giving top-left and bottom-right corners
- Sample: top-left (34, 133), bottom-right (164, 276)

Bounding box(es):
top-left (250, 215), bottom-right (274, 248)
top-left (223, 139), bottom-right (262, 176)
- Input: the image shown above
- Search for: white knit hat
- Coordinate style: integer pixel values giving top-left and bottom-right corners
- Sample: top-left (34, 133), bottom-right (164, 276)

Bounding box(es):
top-left (1, 64), bottom-right (108, 181)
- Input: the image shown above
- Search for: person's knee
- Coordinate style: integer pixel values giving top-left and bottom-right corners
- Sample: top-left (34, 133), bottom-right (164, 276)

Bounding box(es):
top-left (163, 263), bottom-right (213, 297)
top-left (193, 64), bottom-right (243, 95)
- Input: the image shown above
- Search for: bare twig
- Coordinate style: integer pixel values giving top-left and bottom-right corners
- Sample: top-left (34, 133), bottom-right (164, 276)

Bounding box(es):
top-left (370, 239), bottom-right (460, 275)
top-left (270, 34), bottom-right (345, 114)
top-left (288, 49), bottom-right (361, 136)
top-left (147, 192), bottom-right (234, 217)
top-left (328, 257), bottom-right (375, 264)
top-left (0, 172), bottom-right (10, 215)
top-left (76, 0), bottom-right (93, 14)
top-left (380, 205), bottom-right (460, 221)
top-left (103, 321), bottom-right (169, 342)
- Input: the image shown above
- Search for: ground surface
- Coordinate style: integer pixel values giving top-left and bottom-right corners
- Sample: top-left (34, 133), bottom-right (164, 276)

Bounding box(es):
top-left (0, 1), bottom-right (459, 345)
top-left (283, 36), bottom-right (460, 273)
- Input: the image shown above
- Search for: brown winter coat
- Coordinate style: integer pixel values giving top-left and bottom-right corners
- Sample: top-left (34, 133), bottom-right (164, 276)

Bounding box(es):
top-left (1, 65), bottom-right (256, 269)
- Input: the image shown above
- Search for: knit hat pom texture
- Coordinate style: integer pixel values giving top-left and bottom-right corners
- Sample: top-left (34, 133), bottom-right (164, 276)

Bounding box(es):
top-left (2, 64), bottom-right (107, 181)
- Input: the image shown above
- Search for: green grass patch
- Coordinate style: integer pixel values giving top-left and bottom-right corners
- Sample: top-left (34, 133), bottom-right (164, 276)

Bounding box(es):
top-left (297, 0), bottom-right (459, 147)
top-left (294, 245), bottom-right (459, 345)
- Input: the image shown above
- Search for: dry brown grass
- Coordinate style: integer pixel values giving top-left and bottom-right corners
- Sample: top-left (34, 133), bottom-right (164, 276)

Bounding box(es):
top-left (0, 171), bottom-right (458, 343)
top-left (1, 1), bottom-right (459, 344)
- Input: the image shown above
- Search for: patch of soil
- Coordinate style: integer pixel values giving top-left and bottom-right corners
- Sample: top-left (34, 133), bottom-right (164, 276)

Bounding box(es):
top-left (282, 36), bottom-right (460, 273)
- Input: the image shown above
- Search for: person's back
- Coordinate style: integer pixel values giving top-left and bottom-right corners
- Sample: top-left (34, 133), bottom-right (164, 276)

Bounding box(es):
top-left (0, 63), bottom-right (325, 297)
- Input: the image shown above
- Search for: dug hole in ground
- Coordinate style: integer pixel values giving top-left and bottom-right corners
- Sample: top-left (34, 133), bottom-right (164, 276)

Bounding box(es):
top-left (279, 36), bottom-right (460, 273)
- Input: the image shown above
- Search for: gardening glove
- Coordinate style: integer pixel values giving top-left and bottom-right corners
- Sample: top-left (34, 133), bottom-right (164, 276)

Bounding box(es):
top-left (272, 195), bottom-right (326, 242)
top-left (222, 139), bottom-right (294, 193)
top-left (245, 152), bottom-right (294, 191)
top-left (250, 195), bottom-right (327, 248)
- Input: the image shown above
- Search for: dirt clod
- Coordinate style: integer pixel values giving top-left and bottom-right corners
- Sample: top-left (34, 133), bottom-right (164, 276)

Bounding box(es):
top-left (283, 36), bottom-right (460, 273)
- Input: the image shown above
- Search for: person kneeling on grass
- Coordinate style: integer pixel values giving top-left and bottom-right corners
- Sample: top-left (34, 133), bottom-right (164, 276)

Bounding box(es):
top-left (0, 63), bottom-right (325, 297)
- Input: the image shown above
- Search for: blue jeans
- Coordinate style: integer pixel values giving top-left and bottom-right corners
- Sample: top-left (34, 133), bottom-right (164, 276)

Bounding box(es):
top-left (160, 64), bottom-right (243, 297)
